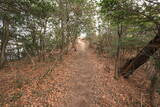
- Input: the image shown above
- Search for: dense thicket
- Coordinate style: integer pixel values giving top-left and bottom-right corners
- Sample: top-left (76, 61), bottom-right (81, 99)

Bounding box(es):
top-left (100, 0), bottom-right (160, 78)
top-left (0, 0), bottom-right (96, 68)
top-left (94, 0), bottom-right (160, 106)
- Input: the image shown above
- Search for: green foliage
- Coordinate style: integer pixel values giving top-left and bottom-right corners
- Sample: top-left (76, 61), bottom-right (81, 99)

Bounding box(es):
top-left (0, 0), bottom-right (96, 65)
top-left (88, 33), bottom-right (150, 57)
top-left (156, 87), bottom-right (160, 95)
top-left (0, 93), bottom-right (5, 106)
top-left (10, 91), bottom-right (23, 102)
top-left (14, 72), bottom-right (30, 89)
top-left (30, 0), bottom-right (55, 18)
top-left (100, 0), bottom-right (129, 24)
top-left (100, 0), bottom-right (160, 25)
top-left (120, 36), bottom-right (148, 49)
top-left (32, 90), bottom-right (44, 97)
top-left (93, 0), bottom-right (159, 58)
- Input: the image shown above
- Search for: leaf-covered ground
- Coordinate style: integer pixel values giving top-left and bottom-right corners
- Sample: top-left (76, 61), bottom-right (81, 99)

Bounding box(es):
top-left (0, 39), bottom-right (157, 107)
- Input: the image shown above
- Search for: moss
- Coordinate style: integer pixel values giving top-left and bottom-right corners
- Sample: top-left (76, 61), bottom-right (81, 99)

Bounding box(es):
top-left (10, 91), bottom-right (23, 102)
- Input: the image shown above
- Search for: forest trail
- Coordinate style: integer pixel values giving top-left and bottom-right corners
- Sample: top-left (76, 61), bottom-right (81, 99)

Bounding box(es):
top-left (59, 39), bottom-right (105, 107)
top-left (0, 39), bottom-right (151, 107)
top-left (55, 39), bottom-right (150, 107)
top-left (1, 0), bottom-right (160, 106)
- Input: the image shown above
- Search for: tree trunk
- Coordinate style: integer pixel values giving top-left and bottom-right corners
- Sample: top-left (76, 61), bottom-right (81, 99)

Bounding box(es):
top-left (115, 24), bottom-right (123, 79)
top-left (0, 17), bottom-right (9, 68)
top-left (150, 51), bottom-right (160, 107)
top-left (40, 19), bottom-right (47, 61)
top-left (60, 19), bottom-right (65, 51)
top-left (150, 69), bottom-right (158, 107)
top-left (31, 23), bottom-right (36, 56)
top-left (59, 0), bottom-right (65, 52)
top-left (119, 30), bottom-right (160, 78)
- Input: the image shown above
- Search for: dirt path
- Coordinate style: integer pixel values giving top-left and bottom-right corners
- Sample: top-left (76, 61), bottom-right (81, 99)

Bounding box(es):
top-left (54, 39), bottom-right (151, 107)
top-left (0, 39), bottom-right (151, 106)
top-left (59, 39), bottom-right (105, 107)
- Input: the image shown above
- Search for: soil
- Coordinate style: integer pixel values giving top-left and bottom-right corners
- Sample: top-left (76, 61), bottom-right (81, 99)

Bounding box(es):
top-left (0, 39), bottom-right (156, 107)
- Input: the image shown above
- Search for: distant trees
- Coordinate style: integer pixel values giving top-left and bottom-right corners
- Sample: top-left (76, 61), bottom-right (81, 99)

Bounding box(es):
top-left (0, 0), bottom-right (55, 68)
top-left (0, 15), bottom-right (10, 68)
top-left (0, 0), bottom-right (96, 68)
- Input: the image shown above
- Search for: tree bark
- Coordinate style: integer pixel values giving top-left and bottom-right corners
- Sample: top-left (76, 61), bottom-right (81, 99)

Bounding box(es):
top-left (115, 24), bottom-right (123, 79)
top-left (40, 19), bottom-right (47, 61)
top-left (150, 69), bottom-right (159, 107)
top-left (0, 17), bottom-right (10, 68)
top-left (119, 31), bottom-right (160, 78)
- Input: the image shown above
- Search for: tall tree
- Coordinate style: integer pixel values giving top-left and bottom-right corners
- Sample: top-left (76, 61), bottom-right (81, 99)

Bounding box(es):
top-left (100, 0), bottom-right (160, 78)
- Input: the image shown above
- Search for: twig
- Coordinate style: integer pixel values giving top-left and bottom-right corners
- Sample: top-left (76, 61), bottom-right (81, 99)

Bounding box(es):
top-left (23, 45), bottom-right (35, 66)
